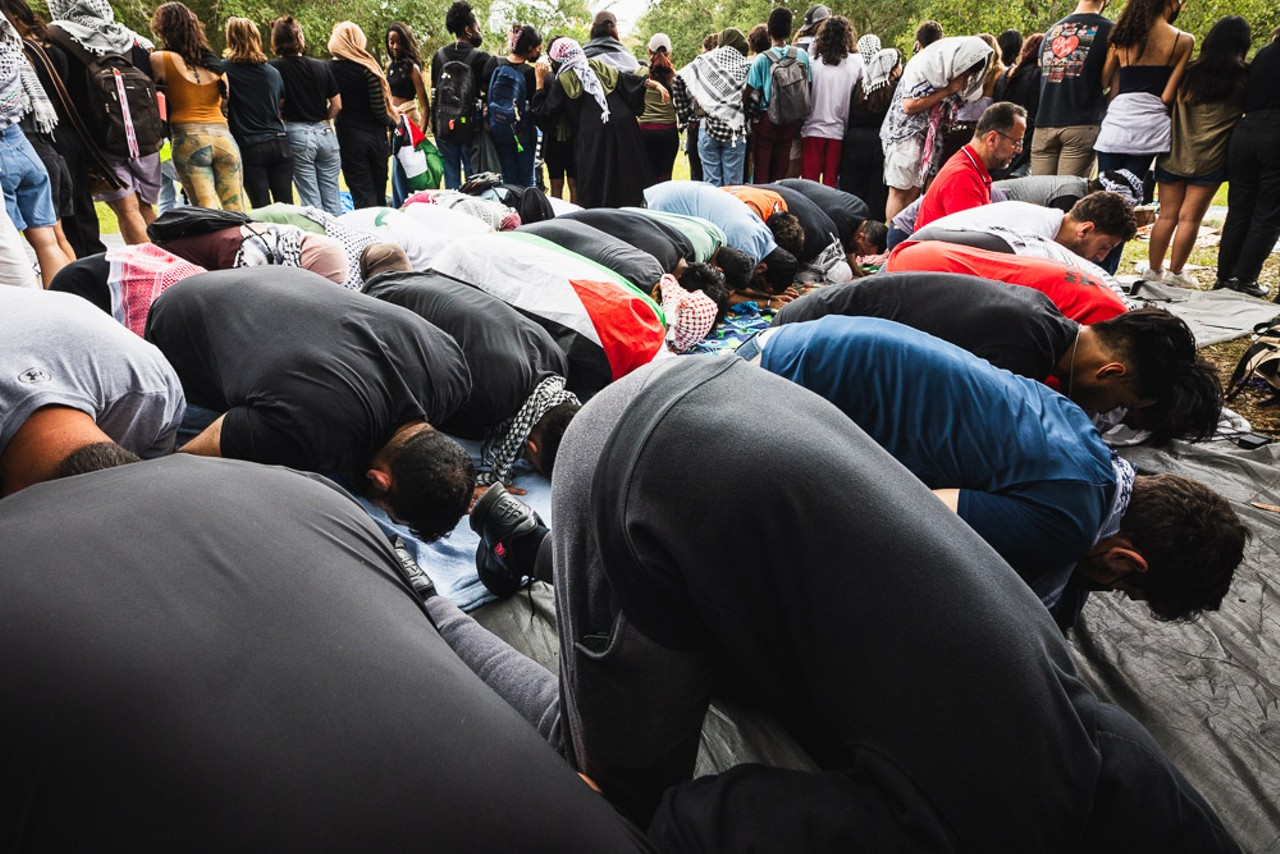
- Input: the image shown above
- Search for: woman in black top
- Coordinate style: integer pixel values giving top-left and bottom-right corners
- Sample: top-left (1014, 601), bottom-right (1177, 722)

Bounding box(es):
top-left (385, 22), bottom-right (429, 207)
top-left (223, 17), bottom-right (293, 207)
top-left (328, 21), bottom-right (397, 209)
top-left (270, 16), bottom-right (343, 215)
top-left (991, 33), bottom-right (1042, 179)
top-left (482, 24), bottom-right (541, 188)
top-left (840, 35), bottom-right (900, 221)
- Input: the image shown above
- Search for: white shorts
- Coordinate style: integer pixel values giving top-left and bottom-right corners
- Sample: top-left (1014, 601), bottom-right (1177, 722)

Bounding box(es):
top-left (883, 135), bottom-right (925, 191)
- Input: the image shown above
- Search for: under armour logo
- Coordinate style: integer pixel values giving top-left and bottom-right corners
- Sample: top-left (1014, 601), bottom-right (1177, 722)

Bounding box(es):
top-left (17, 368), bottom-right (50, 384)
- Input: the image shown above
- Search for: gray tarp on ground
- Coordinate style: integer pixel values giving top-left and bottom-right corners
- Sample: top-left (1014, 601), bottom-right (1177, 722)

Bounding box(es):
top-left (1129, 280), bottom-right (1280, 346)
top-left (1073, 438), bottom-right (1280, 852)
top-left (474, 436), bottom-right (1280, 849)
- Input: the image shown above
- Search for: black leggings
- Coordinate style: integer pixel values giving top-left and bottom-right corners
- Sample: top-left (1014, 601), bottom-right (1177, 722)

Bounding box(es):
top-left (240, 137), bottom-right (296, 208)
top-left (337, 125), bottom-right (389, 209)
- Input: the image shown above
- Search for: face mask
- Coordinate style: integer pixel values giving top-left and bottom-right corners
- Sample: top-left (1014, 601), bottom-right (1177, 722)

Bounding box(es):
top-left (1168, 2), bottom-right (1181, 23)
top-left (469, 32), bottom-right (483, 47)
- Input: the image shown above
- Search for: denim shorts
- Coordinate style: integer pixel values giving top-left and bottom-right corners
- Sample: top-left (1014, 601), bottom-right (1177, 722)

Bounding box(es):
top-left (1154, 164), bottom-right (1226, 186)
top-left (0, 124), bottom-right (57, 230)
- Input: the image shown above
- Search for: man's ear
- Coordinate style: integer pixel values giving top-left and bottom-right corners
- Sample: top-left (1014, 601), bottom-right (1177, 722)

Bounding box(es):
top-left (1096, 361), bottom-right (1128, 382)
top-left (1081, 545), bottom-right (1149, 586)
top-left (365, 466), bottom-right (393, 496)
top-left (1077, 220), bottom-right (1096, 241)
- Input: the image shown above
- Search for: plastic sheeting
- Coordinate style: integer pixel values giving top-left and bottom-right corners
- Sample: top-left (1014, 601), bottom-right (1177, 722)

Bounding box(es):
top-left (1130, 280), bottom-right (1280, 347)
top-left (1071, 437), bottom-right (1280, 851)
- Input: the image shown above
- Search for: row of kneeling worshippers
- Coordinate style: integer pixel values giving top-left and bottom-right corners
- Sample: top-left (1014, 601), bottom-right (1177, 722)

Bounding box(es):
top-left (0, 174), bottom-right (1249, 850)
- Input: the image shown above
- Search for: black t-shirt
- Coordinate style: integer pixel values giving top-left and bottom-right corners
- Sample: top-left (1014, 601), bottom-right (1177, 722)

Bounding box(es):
top-left (331, 59), bottom-right (392, 134)
top-left (144, 267), bottom-right (471, 474)
top-left (270, 55), bottom-right (339, 123)
top-left (364, 271), bottom-right (568, 438)
top-left (559, 208), bottom-right (694, 271)
top-left (774, 179), bottom-right (870, 246)
top-left (222, 60), bottom-right (286, 146)
top-left (1036, 13), bottom-right (1114, 128)
top-left (518, 220), bottom-right (666, 292)
top-left (772, 271), bottom-right (1078, 380)
top-left (0, 455), bottom-right (652, 850)
top-left (1243, 40), bottom-right (1280, 113)
top-left (762, 183), bottom-right (843, 261)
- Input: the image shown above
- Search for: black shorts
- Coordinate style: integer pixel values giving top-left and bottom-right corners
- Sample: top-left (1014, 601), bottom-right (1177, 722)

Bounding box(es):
top-left (543, 134), bottom-right (576, 181)
top-left (27, 132), bottom-right (73, 218)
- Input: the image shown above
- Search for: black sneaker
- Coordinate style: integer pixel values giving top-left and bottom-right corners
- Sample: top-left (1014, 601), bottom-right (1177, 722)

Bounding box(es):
top-left (470, 483), bottom-right (549, 598)
top-left (1232, 280), bottom-right (1268, 299)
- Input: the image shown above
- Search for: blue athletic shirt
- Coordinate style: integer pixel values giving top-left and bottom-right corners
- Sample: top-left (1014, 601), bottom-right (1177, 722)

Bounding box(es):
top-left (762, 316), bottom-right (1115, 602)
top-left (643, 181), bottom-right (776, 264)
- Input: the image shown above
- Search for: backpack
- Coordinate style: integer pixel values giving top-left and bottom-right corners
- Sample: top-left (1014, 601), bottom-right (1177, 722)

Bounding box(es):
top-left (487, 63), bottom-right (527, 136)
top-left (435, 51), bottom-right (480, 141)
top-left (500, 183), bottom-right (554, 224)
top-left (46, 26), bottom-right (164, 159)
top-left (766, 47), bottom-right (811, 126)
top-left (1225, 319), bottom-right (1280, 402)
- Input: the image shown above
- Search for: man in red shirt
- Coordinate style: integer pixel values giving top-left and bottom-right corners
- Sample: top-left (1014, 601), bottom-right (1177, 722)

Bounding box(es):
top-left (884, 239), bottom-right (1127, 325)
top-left (915, 102), bottom-right (1028, 230)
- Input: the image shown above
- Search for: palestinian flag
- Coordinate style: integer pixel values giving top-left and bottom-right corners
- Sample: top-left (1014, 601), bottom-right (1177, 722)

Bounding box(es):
top-left (429, 232), bottom-right (666, 396)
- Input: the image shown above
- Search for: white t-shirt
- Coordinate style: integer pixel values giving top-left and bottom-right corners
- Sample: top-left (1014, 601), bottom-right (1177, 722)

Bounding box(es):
top-left (0, 289), bottom-right (185, 457)
top-left (922, 201), bottom-right (1065, 241)
top-left (802, 53), bottom-right (864, 140)
top-left (341, 206), bottom-right (492, 270)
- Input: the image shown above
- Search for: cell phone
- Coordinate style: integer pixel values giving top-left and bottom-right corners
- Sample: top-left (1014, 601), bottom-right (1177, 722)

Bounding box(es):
top-left (1236, 433), bottom-right (1272, 450)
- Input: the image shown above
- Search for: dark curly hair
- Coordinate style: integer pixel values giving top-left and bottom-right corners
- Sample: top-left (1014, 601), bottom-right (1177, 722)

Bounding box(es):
top-left (151, 2), bottom-right (210, 67)
top-left (762, 246), bottom-right (797, 292)
top-left (383, 427), bottom-right (476, 542)
top-left (445, 0), bottom-right (477, 39)
top-left (1120, 474), bottom-right (1248, 621)
top-left (533, 401), bottom-right (581, 476)
top-left (1070, 191), bottom-right (1139, 240)
top-left (1109, 0), bottom-right (1170, 60)
top-left (766, 211), bottom-right (805, 258)
top-left (715, 246), bottom-right (754, 290)
top-left (678, 262), bottom-right (730, 323)
top-left (813, 15), bottom-right (855, 67)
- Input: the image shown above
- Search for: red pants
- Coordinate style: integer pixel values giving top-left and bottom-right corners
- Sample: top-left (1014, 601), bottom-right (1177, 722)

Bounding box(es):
top-left (751, 115), bottom-right (796, 185)
top-left (801, 136), bottom-right (842, 187)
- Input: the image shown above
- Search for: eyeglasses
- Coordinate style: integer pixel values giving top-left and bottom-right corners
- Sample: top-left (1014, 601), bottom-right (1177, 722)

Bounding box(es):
top-left (996, 131), bottom-right (1024, 150)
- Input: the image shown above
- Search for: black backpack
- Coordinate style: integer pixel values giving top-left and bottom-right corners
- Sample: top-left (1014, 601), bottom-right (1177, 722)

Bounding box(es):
top-left (435, 50), bottom-right (480, 141)
top-left (502, 184), bottom-right (555, 224)
top-left (146, 206), bottom-right (251, 243)
top-left (46, 26), bottom-right (164, 159)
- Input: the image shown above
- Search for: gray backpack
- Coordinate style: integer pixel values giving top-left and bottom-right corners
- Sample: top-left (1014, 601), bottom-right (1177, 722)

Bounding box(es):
top-left (766, 47), bottom-right (811, 126)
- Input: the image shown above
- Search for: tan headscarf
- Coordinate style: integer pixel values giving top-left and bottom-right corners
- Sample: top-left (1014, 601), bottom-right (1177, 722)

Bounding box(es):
top-left (328, 21), bottom-right (397, 123)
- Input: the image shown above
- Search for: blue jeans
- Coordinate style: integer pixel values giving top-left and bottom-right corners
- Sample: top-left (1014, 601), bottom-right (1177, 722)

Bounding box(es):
top-left (0, 124), bottom-right (57, 230)
top-left (491, 123), bottom-right (536, 188)
top-left (438, 136), bottom-right (474, 190)
top-left (285, 122), bottom-right (342, 216)
top-left (697, 133), bottom-right (746, 187)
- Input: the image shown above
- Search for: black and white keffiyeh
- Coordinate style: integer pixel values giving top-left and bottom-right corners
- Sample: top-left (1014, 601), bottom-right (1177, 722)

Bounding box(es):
top-left (296, 206), bottom-right (376, 289)
top-left (0, 20), bottom-right (56, 132)
top-left (478, 374), bottom-right (579, 486)
top-left (1097, 454), bottom-right (1136, 546)
top-left (45, 0), bottom-right (153, 56)
top-left (677, 45), bottom-right (750, 139)
top-left (234, 223), bottom-right (305, 269)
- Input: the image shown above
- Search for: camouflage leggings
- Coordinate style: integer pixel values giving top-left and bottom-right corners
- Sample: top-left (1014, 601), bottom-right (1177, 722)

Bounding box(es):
top-left (171, 123), bottom-right (245, 212)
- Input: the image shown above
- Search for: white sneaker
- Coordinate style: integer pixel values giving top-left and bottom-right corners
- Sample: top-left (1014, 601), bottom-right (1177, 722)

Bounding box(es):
top-left (1141, 266), bottom-right (1166, 283)
top-left (1165, 270), bottom-right (1198, 288)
